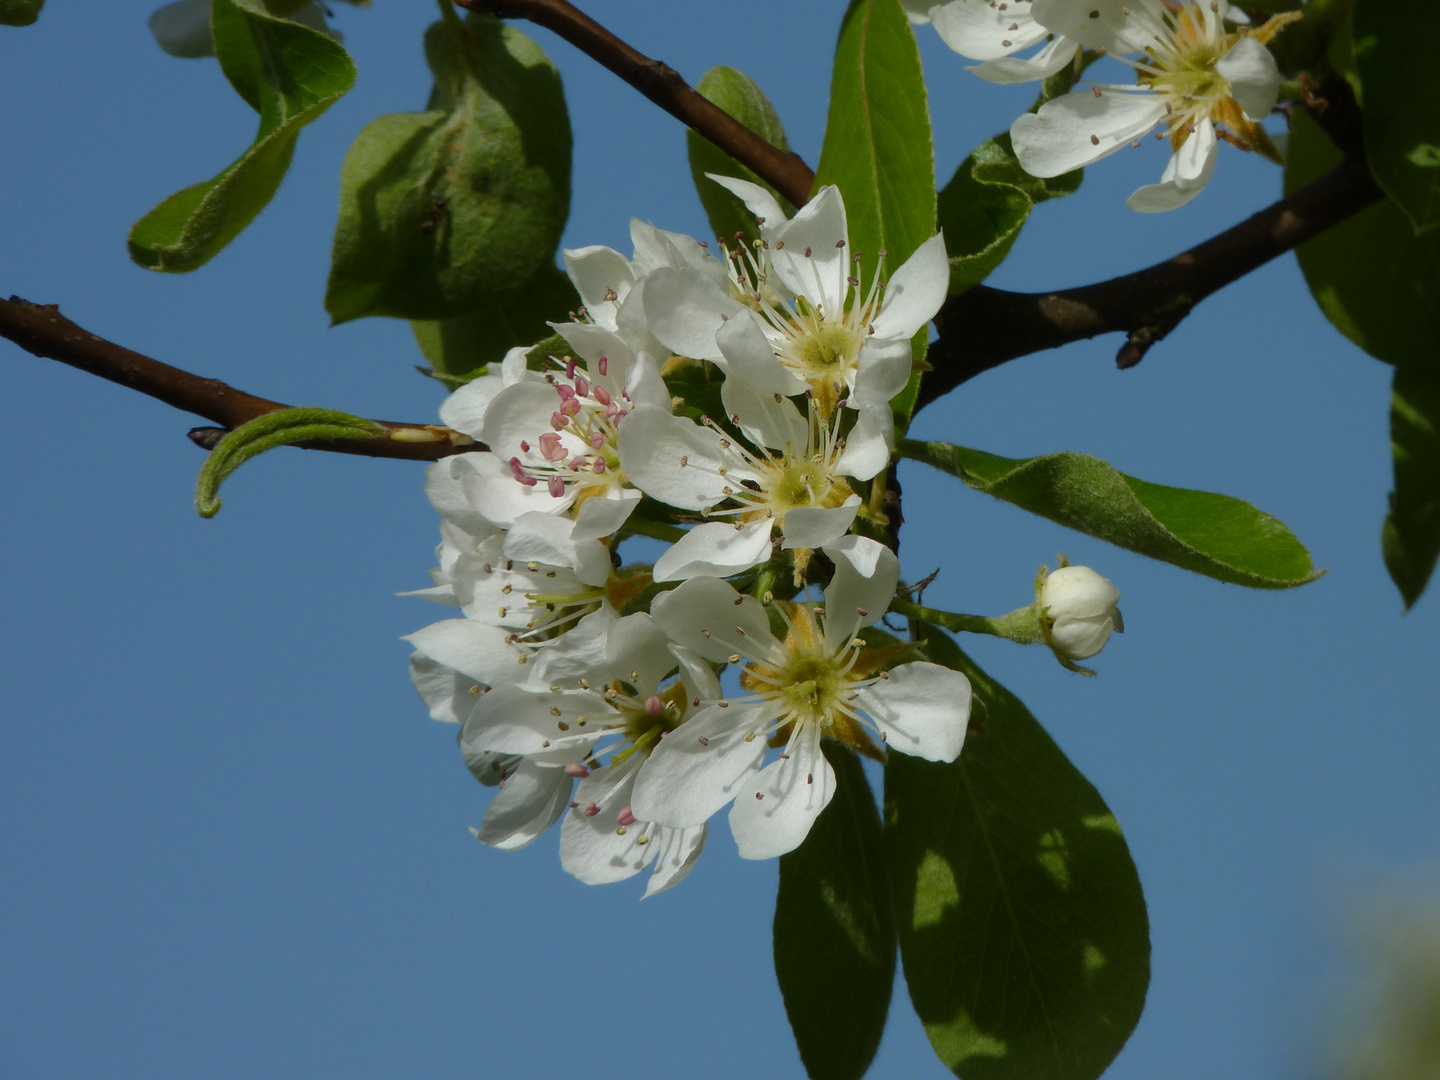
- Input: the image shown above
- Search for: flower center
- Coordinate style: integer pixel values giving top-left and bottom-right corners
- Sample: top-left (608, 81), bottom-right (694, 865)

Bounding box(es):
top-left (507, 353), bottom-right (632, 503)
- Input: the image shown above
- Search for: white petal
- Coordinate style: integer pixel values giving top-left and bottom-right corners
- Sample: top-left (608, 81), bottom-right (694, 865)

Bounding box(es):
top-left (870, 232), bottom-right (950, 341)
top-left (552, 322), bottom-right (638, 388)
top-left (606, 613), bottom-right (679, 695)
top-left (1126, 128), bottom-right (1218, 213)
top-left (858, 661), bottom-right (970, 762)
top-left (479, 381), bottom-right (563, 458)
top-left (822, 534), bottom-right (900, 651)
top-left (853, 336), bottom-right (917, 410)
top-left (454, 451), bottom-right (577, 528)
top-left (624, 353), bottom-right (673, 413)
top-left (571, 490), bottom-right (640, 542)
top-left (1012, 90), bottom-right (1166, 178)
top-left (728, 725), bottom-right (835, 859)
top-left (705, 173), bottom-right (789, 231)
top-left (834, 405), bottom-right (893, 481)
top-left (630, 704), bottom-right (770, 826)
top-left (651, 575), bottom-right (779, 664)
top-left (617, 406), bottom-right (755, 510)
top-left (531, 607), bottom-right (619, 686)
top-left (476, 761), bottom-right (572, 850)
top-left (424, 456), bottom-right (503, 537)
top-left (768, 186), bottom-right (850, 316)
top-left (929, 0), bottom-right (1046, 61)
top-left (672, 644), bottom-right (723, 702)
top-left (644, 266), bottom-right (741, 363)
top-left (563, 245), bottom-right (632, 328)
top-left (652, 519), bottom-right (776, 582)
top-left (968, 37), bottom-right (1079, 85)
top-left (560, 762), bottom-right (653, 883)
top-left (642, 824), bottom-right (707, 897)
top-left (403, 619), bottom-right (523, 687)
top-left (719, 366), bottom-right (811, 454)
top-left (1032, 0), bottom-right (1166, 52)
top-left (1174, 117), bottom-right (1216, 183)
top-left (464, 684), bottom-right (604, 757)
top-left (437, 367), bottom-right (516, 438)
top-left (408, 654), bottom-right (472, 724)
top-left (1050, 614), bottom-right (1116, 660)
top-left (781, 497), bottom-right (861, 551)
top-left (502, 513), bottom-right (609, 586)
top-left (715, 310), bottom-right (810, 398)
top-left (1216, 36), bottom-right (1280, 121)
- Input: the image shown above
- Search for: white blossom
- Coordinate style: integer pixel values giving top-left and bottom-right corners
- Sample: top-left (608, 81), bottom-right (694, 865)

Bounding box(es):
top-left (1041, 564), bottom-right (1123, 662)
top-left (901, 0), bottom-right (1080, 84)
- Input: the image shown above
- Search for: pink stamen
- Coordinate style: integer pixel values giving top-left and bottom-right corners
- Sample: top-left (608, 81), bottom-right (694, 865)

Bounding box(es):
top-left (616, 805), bottom-right (637, 828)
top-left (597, 355), bottom-right (608, 376)
top-left (551, 411), bottom-right (569, 430)
top-left (560, 398), bottom-right (581, 418)
top-left (556, 384), bottom-right (575, 401)
top-left (614, 409), bottom-right (627, 424)
top-left (583, 802), bottom-right (600, 817)
top-left (589, 431), bottom-right (605, 449)
top-left (565, 357), bottom-right (578, 380)
top-left (564, 762), bottom-right (590, 778)
top-left (573, 375), bottom-right (589, 398)
top-left (593, 459), bottom-right (607, 475)
top-left (592, 385), bottom-right (612, 406)
top-left (508, 457), bottom-right (537, 487)
top-left (518, 439), bottom-right (530, 452)
top-left (538, 432), bottom-right (567, 462)
top-left (644, 694), bottom-right (663, 716)
top-left (547, 475), bottom-right (566, 498)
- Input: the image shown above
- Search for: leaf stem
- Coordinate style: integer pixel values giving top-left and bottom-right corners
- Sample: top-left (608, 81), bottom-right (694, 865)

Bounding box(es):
top-left (892, 598), bottom-right (1044, 645)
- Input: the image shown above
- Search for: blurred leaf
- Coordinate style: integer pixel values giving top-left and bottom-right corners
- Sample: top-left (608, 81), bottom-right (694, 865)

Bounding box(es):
top-left (939, 132), bottom-right (1081, 295)
top-left (195, 407), bottom-right (383, 517)
top-left (1285, 110), bottom-right (1440, 367)
top-left (775, 743), bottom-right (895, 1080)
top-left (0, 0), bottom-right (43, 26)
top-left (1353, 1), bottom-right (1440, 233)
top-left (410, 263), bottom-right (578, 379)
top-left (129, 0), bottom-right (355, 271)
top-left (886, 627), bottom-right (1149, 1080)
top-left (815, 0), bottom-right (935, 290)
top-left (688, 66), bottom-right (794, 244)
top-left (325, 11), bottom-right (571, 324)
top-left (900, 439), bottom-right (1320, 588)
top-left (1383, 365), bottom-right (1440, 608)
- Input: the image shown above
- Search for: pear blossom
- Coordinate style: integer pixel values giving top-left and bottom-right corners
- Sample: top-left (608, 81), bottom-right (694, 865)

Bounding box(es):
top-left (618, 385), bottom-right (890, 581)
top-left (1012, 0), bottom-right (1292, 212)
top-left (644, 179), bottom-right (948, 420)
top-left (901, 0), bottom-right (1081, 84)
top-left (1041, 564), bottom-right (1123, 662)
top-left (630, 536), bottom-right (972, 859)
top-left (460, 614), bottom-right (715, 894)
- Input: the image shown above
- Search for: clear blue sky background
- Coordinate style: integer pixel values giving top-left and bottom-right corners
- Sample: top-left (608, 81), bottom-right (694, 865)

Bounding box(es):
top-left (2, 3), bottom-right (1437, 1078)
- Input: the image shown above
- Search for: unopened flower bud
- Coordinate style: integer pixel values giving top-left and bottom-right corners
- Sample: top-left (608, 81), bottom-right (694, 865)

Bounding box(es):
top-left (1040, 565), bottom-right (1123, 662)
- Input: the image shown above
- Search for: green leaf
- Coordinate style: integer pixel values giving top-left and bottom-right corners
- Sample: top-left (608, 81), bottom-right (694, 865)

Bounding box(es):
top-left (1353, 1), bottom-right (1440, 233)
top-left (775, 743), bottom-right (895, 1080)
top-left (1285, 109), bottom-right (1440, 366)
top-left (325, 10), bottom-right (571, 324)
top-left (410, 263), bottom-right (579, 379)
top-left (886, 627), bottom-right (1149, 1080)
top-left (195, 407), bottom-right (384, 517)
top-left (129, 0), bottom-right (355, 272)
top-left (688, 66), bottom-right (794, 245)
top-left (815, 0), bottom-right (935, 290)
top-left (939, 131), bottom-right (1081, 295)
top-left (1383, 364), bottom-right (1440, 607)
top-left (900, 439), bottom-right (1320, 588)
top-left (0, 0), bottom-right (43, 26)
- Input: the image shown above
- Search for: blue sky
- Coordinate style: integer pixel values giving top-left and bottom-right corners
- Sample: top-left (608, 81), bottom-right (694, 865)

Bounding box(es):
top-left (1, 3), bottom-right (1436, 1078)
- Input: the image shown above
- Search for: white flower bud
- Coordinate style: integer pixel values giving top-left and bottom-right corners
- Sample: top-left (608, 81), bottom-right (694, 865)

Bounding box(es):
top-left (1040, 565), bottom-right (1123, 662)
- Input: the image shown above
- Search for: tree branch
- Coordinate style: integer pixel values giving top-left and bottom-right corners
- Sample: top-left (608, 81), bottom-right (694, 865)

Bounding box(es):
top-left (917, 79), bottom-right (1380, 410)
top-left (0, 296), bottom-right (473, 462)
top-left (454, 0), bottom-right (816, 207)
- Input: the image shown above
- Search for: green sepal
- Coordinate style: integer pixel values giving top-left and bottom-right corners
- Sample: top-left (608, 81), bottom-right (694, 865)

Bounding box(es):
top-left (325, 10), bottom-right (572, 324)
top-left (774, 742), bottom-right (896, 1080)
top-left (687, 66), bottom-right (794, 244)
top-left (0, 0), bottom-right (43, 26)
top-left (1383, 364), bottom-right (1440, 608)
top-left (195, 407), bottom-right (384, 517)
top-left (410, 264), bottom-right (579, 380)
top-left (886, 626), bottom-right (1150, 1080)
top-left (900, 439), bottom-right (1321, 588)
top-left (1353, 1), bottom-right (1440, 234)
top-left (129, 0), bottom-right (355, 272)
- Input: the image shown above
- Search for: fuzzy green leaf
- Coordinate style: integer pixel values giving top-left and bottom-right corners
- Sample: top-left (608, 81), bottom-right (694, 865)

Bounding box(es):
top-left (195, 407), bottom-right (384, 517)
top-left (1285, 109), bottom-right (1440, 367)
top-left (775, 743), bottom-right (895, 1080)
top-left (900, 439), bottom-right (1320, 588)
top-left (1383, 364), bottom-right (1440, 607)
top-left (129, 0), bottom-right (355, 272)
top-left (886, 627), bottom-right (1149, 1080)
top-left (325, 11), bottom-right (571, 324)
top-left (1353, 0), bottom-right (1440, 234)
top-left (688, 66), bottom-right (794, 245)
top-left (0, 0), bottom-right (43, 26)
top-left (815, 0), bottom-right (935, 289)
top-left (410, 263), bottom-right (579, 380)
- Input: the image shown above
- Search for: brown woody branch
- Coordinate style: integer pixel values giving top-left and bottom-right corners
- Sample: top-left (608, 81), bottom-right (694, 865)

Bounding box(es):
top-left (453, 0), bottom-right (816, 207)
top-left (0, 296), bottom-right (472, 462)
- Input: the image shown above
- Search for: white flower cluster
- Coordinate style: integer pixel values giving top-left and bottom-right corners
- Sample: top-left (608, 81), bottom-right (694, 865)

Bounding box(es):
top-left (905, 0), bottom-right (1294, 211)
top-left (405, 179), bottom-right (973, 894)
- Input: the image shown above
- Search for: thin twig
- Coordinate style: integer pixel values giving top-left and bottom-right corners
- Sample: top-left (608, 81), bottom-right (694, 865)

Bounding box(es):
top-left (0, 296), bottom-right (473, 462)
top-left (453, 0), bottom-right (816, 207)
